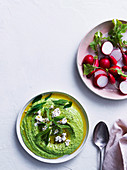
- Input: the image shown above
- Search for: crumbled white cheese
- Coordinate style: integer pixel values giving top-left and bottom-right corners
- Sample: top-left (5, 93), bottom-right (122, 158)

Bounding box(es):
top-left (57, 121), bottom-right (61, 123)
top-left (35, 115), bottom-right (44, 122)
top-left (34, 122), bottom-right (38, 127)
top-left (45, 118), bottom-right (49, 122)
top-left (65, 139), bottom-right (70, 146)
top-left (62, 136), bottom-right (66, 141)
top-left (42, 125), bottom-right (47, 131)
top-left (55, 136), bottom-right (62, 142)
top-left (52, 108), bottom-right (60, 118)
top-left (61, 118), bottom-right (67, 124)
top-left (62, 133), bottom-right (66, 137)
top-left (49, 105), bottom-right (54, 109)
top-left (54, 129), bottom-right (59, 135)
top-left (37, 110), bottom-right (41, 115)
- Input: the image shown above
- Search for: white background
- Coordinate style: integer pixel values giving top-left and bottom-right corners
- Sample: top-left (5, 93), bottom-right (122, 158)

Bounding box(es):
top-left (1, 0), bottom-right (127, 170)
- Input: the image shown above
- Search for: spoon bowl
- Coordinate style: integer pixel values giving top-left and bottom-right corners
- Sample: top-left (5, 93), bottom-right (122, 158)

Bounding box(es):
top-left (93, 121), bottom-right (109, 170)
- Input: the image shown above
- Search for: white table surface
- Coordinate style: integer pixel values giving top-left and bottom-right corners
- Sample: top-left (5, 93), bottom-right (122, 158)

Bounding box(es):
top-left (1, 0), bottom-right (127, 169)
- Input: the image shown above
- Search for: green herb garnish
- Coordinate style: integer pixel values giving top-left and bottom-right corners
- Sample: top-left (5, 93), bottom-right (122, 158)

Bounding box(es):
top-left (64, 101), bottom-right (72, 109)
top-left (90, 31), bottom-right (106, 55)
top-left (108, 19), bottom-right (127, 49)
top-left (45, 93), bottom-right (52, 101)
top-left (52, 99), bottom-right (68, 105)
top-left (83, 64), bottom-right (99, 75)
top-left (32, 94), bottom-right (42, 104)
top-left (27, 102), bottom-right (46, 115)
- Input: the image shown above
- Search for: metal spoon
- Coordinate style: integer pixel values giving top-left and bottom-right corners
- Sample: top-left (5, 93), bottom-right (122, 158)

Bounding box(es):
top-left (93, 121), bottom-right (109, 170)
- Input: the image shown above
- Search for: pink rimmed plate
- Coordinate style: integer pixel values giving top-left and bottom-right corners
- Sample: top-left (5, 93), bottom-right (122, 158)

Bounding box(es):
top-left (77, 19), bottom-right (127, 100)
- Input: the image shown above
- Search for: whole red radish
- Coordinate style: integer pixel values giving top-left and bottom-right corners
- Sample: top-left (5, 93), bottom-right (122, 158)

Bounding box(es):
top-left (82, 55), bottom-right (94, 65)
top-left (109, 65), bottom-right (121, 76)
top-left (110, 56), bottom-right (117, 65)
top-left (117, 75), bottom-right (127, 82)
top-left (124, 50), bottom-right (127, 55)
top-left (93, 74), bottom-right (108, 88)
top-left (119, 81), bottom-right (127, 94)
top-left (122, 53), bottom-right (127, 66)
top-left (122, 66), bottom-right (127, 72)
top-left (99, 58), bottom-right (111, 69)
top-left (101, 41), bottom-right (113, 55)
top-left (108, 73), bottom-right (116, 84)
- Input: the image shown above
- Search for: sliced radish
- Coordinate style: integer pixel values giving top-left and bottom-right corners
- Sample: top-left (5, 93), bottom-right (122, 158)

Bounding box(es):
top-left (110, 56), bottom-right (117, 65)
top-left (119, 81), bottom-right (127, 94)
top-left (110, 49), bottom-right (122, 61)
top-left (93, 74), bottom-right (108, 88)
top-left (101, 41), bottom-right (113, 55)
top-left (94, 69), bottom-right (107, 78)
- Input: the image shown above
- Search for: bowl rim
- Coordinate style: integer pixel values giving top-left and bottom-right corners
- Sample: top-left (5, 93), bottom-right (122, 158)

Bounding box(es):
top-left (16, 91), bottom-right (89, 163)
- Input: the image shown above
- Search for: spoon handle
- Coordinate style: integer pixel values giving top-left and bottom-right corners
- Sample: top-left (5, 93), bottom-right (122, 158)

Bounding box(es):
top-left (100, 149), bottom-right (103, 170)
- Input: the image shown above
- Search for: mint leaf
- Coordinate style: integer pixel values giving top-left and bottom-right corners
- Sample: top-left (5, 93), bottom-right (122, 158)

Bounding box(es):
top-left (54, 115), bottom-right (65, 121)
top-left (52, 99), bottom-right (68, 105)
top-left (45, 93), bottom-right (52, 101)
top-left (64, 101), bottom-right (72, 109)
top-left (27, 102), bottom-right (46, 115)
top-left (32, 95), bottom-right (42, 104)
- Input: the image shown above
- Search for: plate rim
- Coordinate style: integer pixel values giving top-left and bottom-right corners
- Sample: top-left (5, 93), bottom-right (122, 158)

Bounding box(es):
top-left (77, 19), bottom-right (127, 100)
top-left (16, 91), bottom-right (89, 163)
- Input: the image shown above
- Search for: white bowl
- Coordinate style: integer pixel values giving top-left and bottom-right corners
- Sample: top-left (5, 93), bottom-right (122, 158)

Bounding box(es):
top-left (16, 91), bottom-right (89, 163)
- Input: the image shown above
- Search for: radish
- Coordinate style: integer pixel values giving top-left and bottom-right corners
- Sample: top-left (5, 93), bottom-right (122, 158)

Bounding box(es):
top-left (122, 66), bottom-right (127, 72)
top-left (101, 41), bottom-right (113, 55)
top-left (110, 49), bottom-right (122, 61)
top-left (110, 55), bottom-right (117, 65)
top-left (122, 53), bottom-right (127, 66)
top-left (94, 69), bottom-right (107, 77)
top-left (109, 65), bottom-right (121, 77)
top-left (125, 50), bottom-right (127, 55)
top-left (87, 70), bottom-right (95, 78)
top-left (99, 58), bottom-right (111, 69)
top-left (117, 75), bottom-right (127, 82)
top-left (93, 58), bottom-right (99, 67)
top-left (82, 55), bottom-right (94, 65)
top-left (108, 73), bottom-right (116, 84)
top-left (119, 81), bottom-right (127, 94)
top-left (93, 74), bottom-right (108, 88)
